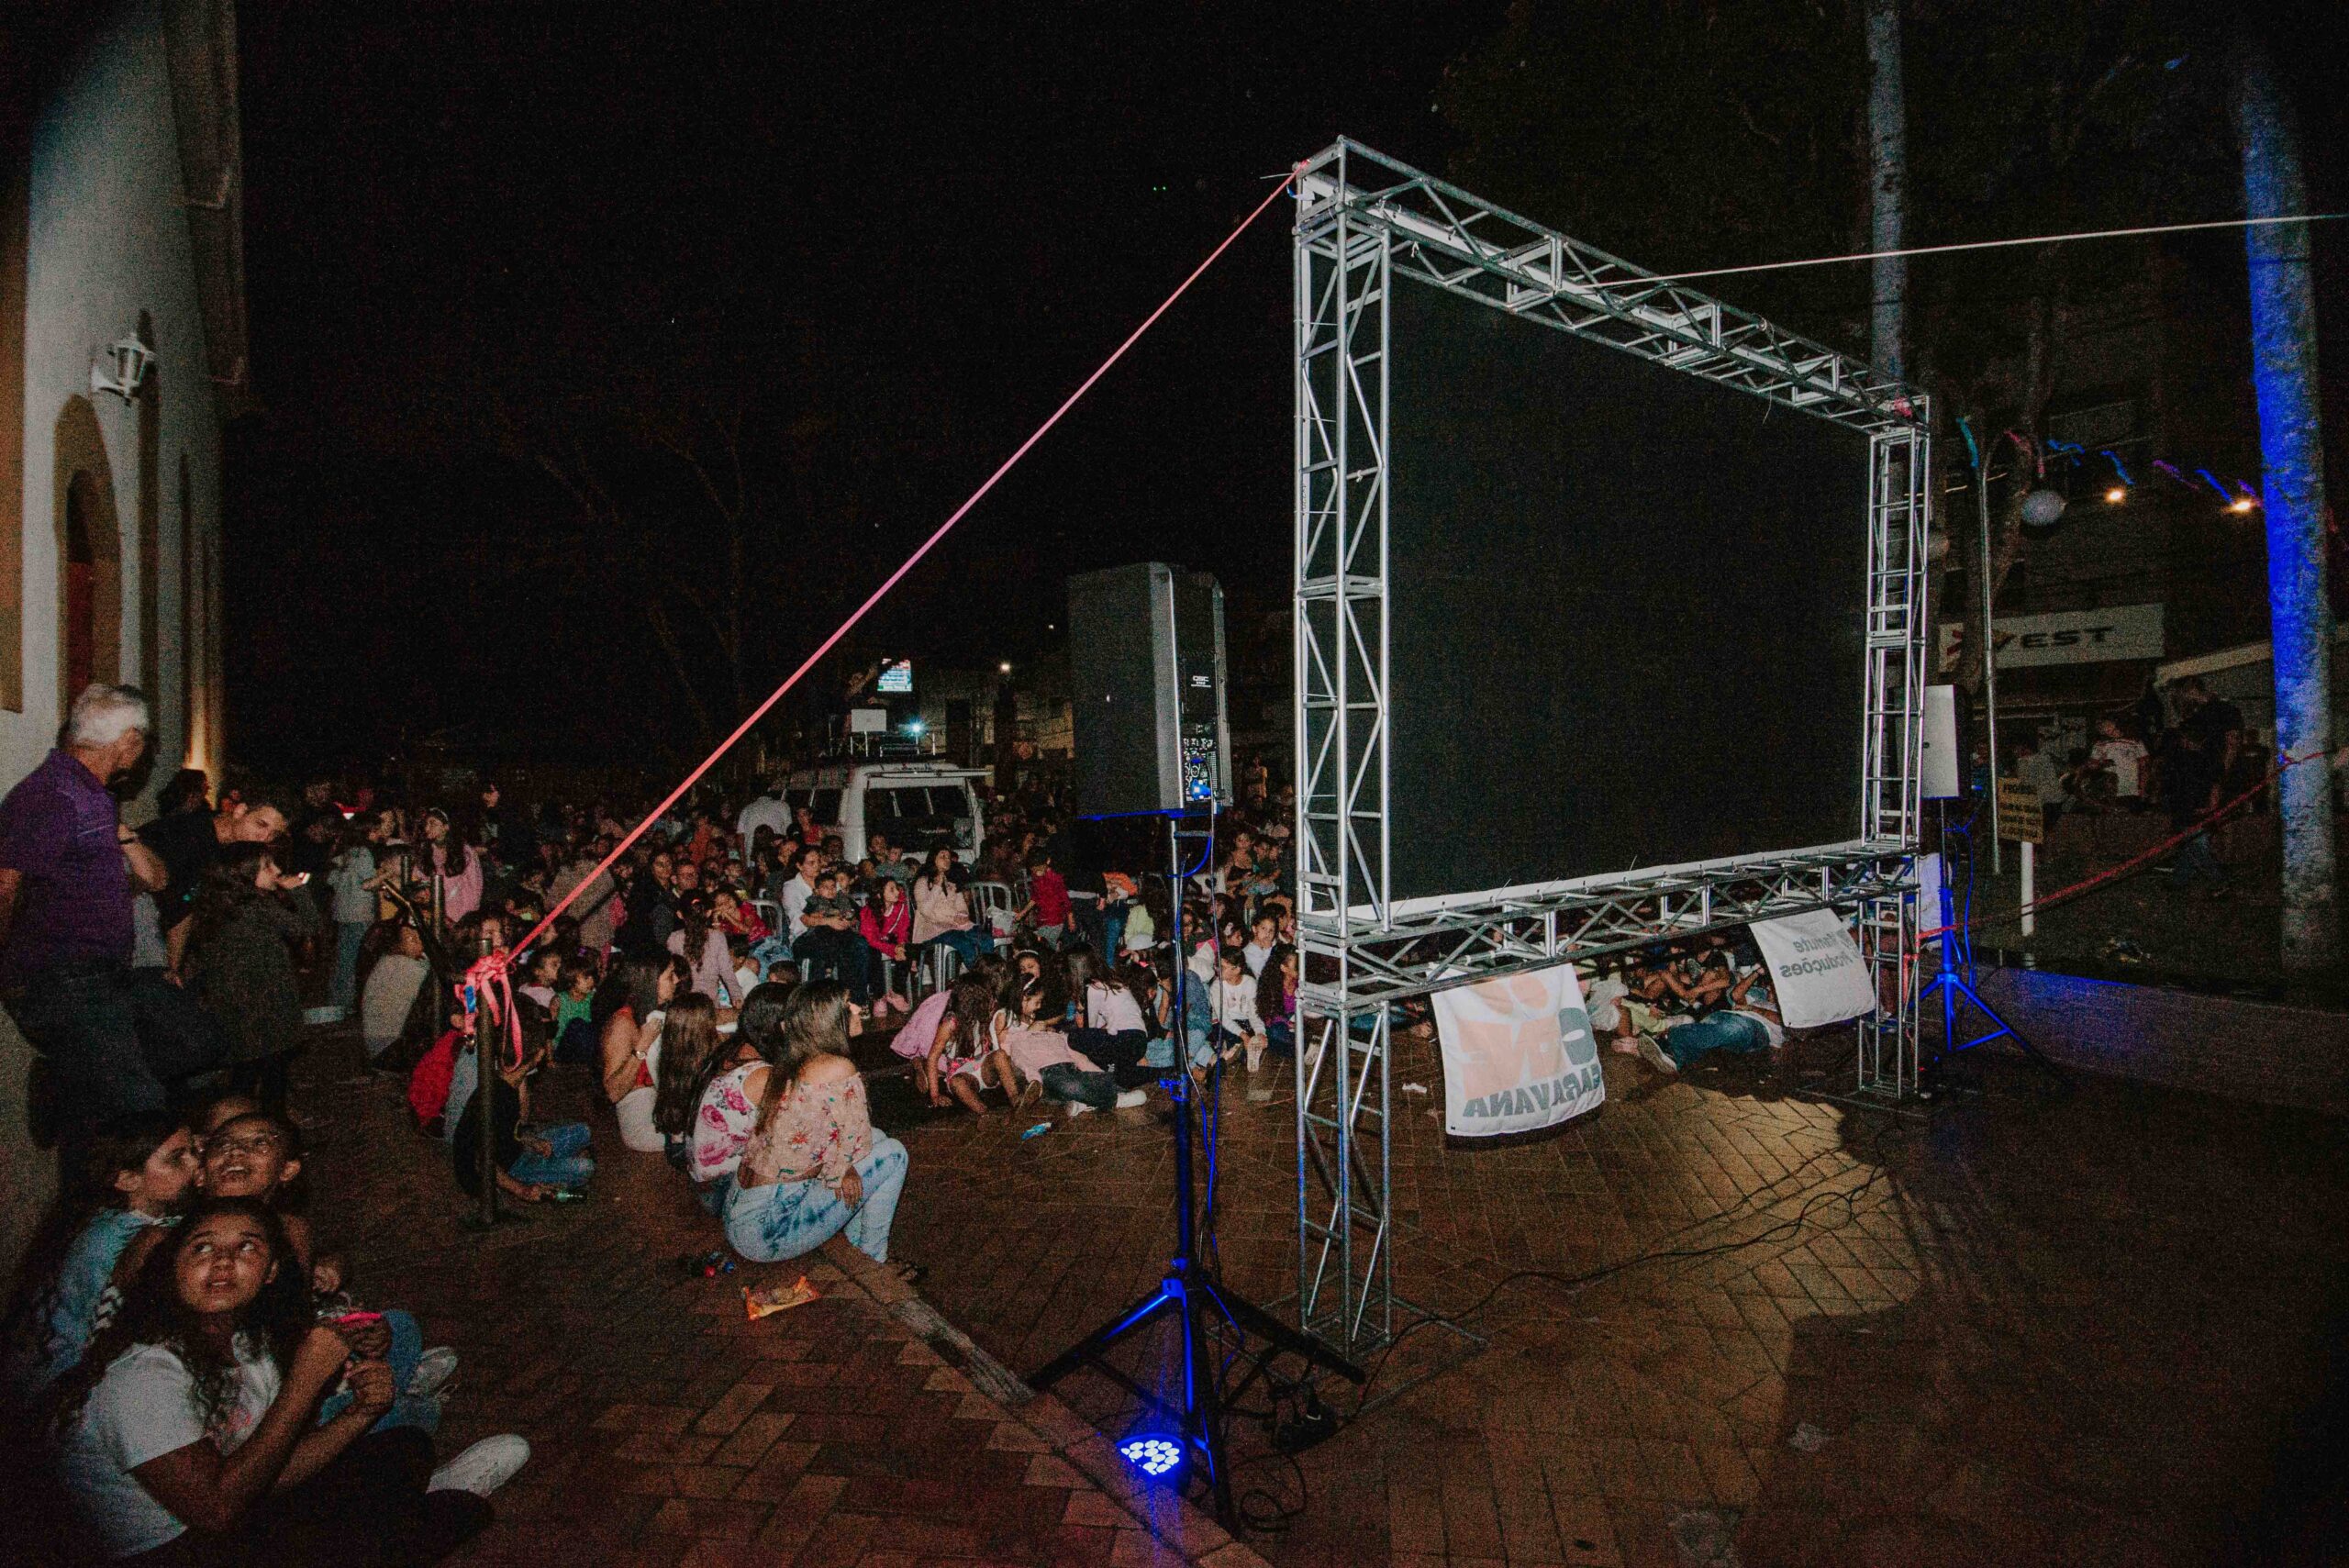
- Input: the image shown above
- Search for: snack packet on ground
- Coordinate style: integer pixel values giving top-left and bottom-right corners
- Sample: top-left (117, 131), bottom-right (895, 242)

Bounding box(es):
top-left (743, 1276), bottom-right (820, 1319)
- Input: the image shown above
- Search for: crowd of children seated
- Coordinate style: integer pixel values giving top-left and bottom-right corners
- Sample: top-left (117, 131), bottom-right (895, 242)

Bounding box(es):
top-left (6, 738), bottom-right (1822, 1561)
top-left (1580, 932), bottom-right (1789, 1076)
top-left (0, 756), bottom-right (1308, 1560)
top-left (3, 1094), bottom-right (529, 1563)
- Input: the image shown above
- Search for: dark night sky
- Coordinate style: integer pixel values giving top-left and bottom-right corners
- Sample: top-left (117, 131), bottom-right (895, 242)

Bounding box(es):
top-left (224, 3), bottom-right (1505, 767)
top-left (221, 3), bottom-right (2349, 773)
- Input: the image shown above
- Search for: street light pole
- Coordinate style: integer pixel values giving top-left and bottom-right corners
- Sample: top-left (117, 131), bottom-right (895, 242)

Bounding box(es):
top-left (1960, 417), bottom-right (2002, 873)
top-left (1979, 450), bottom-right (2001, 876)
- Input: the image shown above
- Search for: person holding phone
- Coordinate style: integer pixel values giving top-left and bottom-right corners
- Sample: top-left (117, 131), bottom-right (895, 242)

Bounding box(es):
top-left (136, 786), bottom-right (292, 983)
top-left (182, 846), bottom-right (323, 1115)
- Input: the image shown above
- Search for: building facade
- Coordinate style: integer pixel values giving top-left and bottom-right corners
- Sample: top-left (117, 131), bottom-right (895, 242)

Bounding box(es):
top-left (1, 0), bottom-right (247, 1275)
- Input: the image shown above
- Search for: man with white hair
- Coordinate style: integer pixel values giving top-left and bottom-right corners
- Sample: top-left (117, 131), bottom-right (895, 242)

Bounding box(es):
top-left (0, 684), bottom-right (180, 1130)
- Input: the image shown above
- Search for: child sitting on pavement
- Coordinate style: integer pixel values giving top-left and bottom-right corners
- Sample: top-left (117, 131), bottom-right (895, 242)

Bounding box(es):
top-left (48, 1197), bottom-right (524, 1563)
top-left (994, 973), bottom-right (1141, 1117)
top-left (921, 972), bottom-right (1019, 1115)
top-left (551, 955), bottom-right (600, 1064)
top-left (202, 1109), bottom-right (454, 1432)
top-left (3, 1112), bottom-right (200, 1406)
top-left (452, 1040), bottom-right (594, 1205)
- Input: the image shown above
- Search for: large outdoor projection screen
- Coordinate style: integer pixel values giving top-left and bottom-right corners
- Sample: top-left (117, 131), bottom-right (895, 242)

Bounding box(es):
top-left (1387, 279), bottom-right (1876, 906)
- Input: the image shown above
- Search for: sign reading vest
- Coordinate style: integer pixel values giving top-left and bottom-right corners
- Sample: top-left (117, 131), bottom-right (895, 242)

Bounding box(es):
top-left (1432, 962), bottom-right (1606, 1139)
top-left (1937, 604), bottom-right (2165, 673)
top-left (1748, 910), bottom-right (1877, 1030)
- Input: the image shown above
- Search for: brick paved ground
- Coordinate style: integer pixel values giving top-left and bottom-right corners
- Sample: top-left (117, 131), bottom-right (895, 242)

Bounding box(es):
top-left (283, 1033), bottom-right (1265, 1568)
top-left (882, 1029), bottom-right (2349, 1568)
top-left (276, 1019), bottom-right (2349, 1567)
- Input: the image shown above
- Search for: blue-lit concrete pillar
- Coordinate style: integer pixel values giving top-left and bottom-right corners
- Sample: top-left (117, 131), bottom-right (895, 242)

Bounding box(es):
top-left (2235, 37), bottom-right (2337, 971)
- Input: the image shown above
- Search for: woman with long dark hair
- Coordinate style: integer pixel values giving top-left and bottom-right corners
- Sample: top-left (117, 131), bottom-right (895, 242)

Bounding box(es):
top-left (183, 844), bottom-right (323, 1114)
top-left (648, 993), bottom-right (722, 1147)
top-left (910, 846), bottom-right (984, 969)
top-left (666, 904), bottom-right (736, 1012)
top-left (685, 982), bottom-right (792, 1212)
top-left (596, 952), bottom-right (686, 1153)
top-left (417, 808), bottom-right (480, 929)
top-left (49, 1197), bottom-right (519, 1563)
top-left (723, 984), bottom-right (915, 1273)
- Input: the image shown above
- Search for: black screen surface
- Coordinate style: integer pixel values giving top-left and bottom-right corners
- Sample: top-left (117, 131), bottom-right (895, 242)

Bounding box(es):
top-left (1386, 281), bottom-right (1875, 904)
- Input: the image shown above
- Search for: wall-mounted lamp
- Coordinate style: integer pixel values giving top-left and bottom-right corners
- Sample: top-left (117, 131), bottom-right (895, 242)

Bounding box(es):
top-left (91, 333), bottom-right (155, 402)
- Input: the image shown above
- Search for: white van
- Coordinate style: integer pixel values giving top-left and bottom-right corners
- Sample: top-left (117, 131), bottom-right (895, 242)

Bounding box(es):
top-left (742, 762), bottom-right (990, 867)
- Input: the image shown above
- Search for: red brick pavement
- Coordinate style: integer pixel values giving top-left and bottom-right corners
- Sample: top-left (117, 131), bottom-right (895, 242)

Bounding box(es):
top-left (274, 1020), bottom-right (2349, 1567)
top-left (881, 1028), bottom-right (2349, 1568)
top-left (282, 1037), bottom-right (1268, 1568)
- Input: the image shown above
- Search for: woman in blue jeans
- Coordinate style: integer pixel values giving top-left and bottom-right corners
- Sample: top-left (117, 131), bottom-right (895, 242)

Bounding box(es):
top-left (724, 982), bottom-right (919, 1277)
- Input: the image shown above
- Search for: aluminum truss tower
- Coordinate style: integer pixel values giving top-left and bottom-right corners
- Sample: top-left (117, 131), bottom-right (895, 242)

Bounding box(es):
top-left (1290, 140), bottom-right (1932, 1360)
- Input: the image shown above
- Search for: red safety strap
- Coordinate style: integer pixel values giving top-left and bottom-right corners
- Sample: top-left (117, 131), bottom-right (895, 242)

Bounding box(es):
top-left (466, 165), bottom-right (1300, 995)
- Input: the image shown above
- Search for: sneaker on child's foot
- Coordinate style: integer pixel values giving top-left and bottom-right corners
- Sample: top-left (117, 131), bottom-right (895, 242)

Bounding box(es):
top-left (1114, 1088), bottom-right (1148, 1109)
top-left (429, 1434), bottom-right (531, 1497)
top-left (1065, 1099), bottom-right (1095, 1117)
top-left (406, 1346), bottom-right (460, 1400)
top-left (1635, 1035), bottom-right (1678, 1075)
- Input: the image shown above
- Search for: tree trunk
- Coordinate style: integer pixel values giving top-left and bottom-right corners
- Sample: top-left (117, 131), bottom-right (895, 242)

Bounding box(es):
top-left (1865, 0), bottom-right (1907, 379)
top-left (2233, 35), bottom-right (2339, 972)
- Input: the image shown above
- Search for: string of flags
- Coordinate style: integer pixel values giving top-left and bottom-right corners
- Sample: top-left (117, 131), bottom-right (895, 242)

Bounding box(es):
top-left (1954, 415), bottom-right (2262, 515)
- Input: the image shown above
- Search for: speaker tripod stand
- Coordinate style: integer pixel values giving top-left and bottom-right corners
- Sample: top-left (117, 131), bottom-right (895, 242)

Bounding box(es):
top-left (1918, 843), bottom-right (2064, 1087)
top-left (1032, 811), bottom-right (1363, 1524)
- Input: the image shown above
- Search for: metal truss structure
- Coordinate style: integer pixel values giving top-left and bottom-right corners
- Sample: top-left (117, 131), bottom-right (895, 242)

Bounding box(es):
top-left (1291, 140), bottom-right (1932, 1358)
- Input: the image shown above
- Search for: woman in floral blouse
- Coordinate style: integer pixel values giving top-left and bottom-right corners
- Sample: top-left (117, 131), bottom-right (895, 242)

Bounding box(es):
top-left (722, 982), bottom-right (917, 1273)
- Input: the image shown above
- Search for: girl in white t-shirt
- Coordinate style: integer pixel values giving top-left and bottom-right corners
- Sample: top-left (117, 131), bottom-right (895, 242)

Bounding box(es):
top-left (50, 1198), bottom-right (513, 1562)
top-left (1062, 948), bottom-right (1154, 1094)
top-left (1208, 948), bottom-right (1266, 1067)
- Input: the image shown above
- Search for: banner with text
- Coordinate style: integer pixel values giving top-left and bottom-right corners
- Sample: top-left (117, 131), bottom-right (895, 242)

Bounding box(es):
top-left (1748, 910), bottom-right (1877, 1029)
top-left (1432, 962), bottom-right (1607, 1139)
top-left (1936, 603), bottom-right (2165, 673)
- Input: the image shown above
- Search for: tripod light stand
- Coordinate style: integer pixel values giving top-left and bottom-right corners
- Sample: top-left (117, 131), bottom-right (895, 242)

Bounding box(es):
top-left (1031, 810), bottom-right (1362, 1523)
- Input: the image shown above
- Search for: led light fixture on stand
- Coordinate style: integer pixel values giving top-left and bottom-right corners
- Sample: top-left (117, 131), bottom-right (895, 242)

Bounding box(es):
top-left (1035, 805), bottom-right (1364, 1522)
top-left (1118, 1432), bottom-right (1186, 1480)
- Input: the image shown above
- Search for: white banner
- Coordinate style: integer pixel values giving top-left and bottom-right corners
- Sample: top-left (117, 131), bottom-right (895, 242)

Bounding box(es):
top-left (1748, 910), bottom-right (1877, 1029)
top-left (1937, 603), bottom-right (2165, 673)
top-left (1433, 963), bottom-right (1607, 1138)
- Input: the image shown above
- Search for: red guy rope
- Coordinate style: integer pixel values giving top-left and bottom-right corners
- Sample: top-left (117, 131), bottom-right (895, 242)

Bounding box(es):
top-left (1915, 745), bottom-right (2333, 949)
top-left (468, 164), bottom-right (1303, 991)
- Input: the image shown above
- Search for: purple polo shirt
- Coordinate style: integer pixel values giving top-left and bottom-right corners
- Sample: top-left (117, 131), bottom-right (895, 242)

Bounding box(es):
top-left (0, 750), bottom-right (134, 981)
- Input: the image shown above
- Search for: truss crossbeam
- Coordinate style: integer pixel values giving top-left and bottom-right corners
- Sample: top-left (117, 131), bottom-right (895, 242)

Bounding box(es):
top-left (1290, 141), bottom-right (1929, 1361)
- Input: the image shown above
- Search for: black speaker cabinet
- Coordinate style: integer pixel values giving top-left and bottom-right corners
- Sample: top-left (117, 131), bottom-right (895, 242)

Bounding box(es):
top-left (1066, 563), bottom-right (1230, 817)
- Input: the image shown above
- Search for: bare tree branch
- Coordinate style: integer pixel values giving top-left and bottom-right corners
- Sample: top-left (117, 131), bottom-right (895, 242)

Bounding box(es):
top-left (645, 600), bottom-right (717, 745)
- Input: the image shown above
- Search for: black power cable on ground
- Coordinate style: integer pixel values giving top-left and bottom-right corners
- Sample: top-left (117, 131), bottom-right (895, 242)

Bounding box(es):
top-left (1342, 1110), bottom-right (1915, 1419)
top-left (1194, 1104), bottom-right (1916, 1537)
